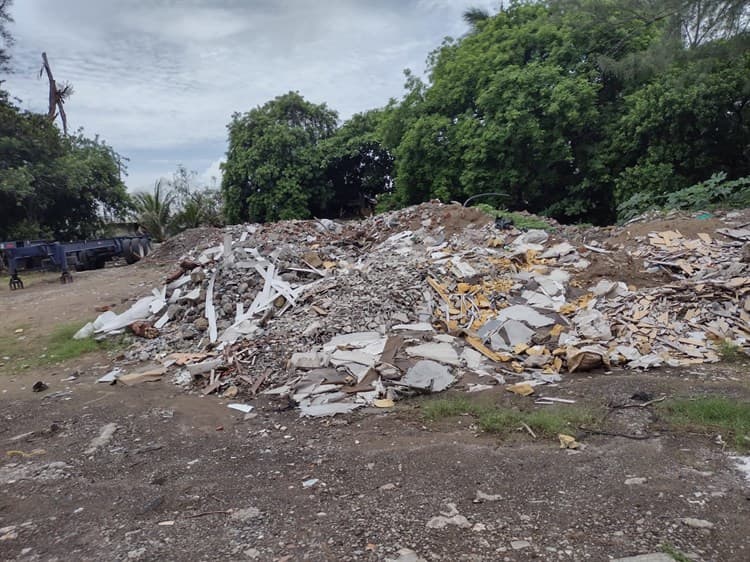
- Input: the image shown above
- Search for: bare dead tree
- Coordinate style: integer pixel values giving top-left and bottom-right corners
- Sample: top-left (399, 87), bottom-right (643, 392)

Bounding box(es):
top-left (39, 52), bottom-right (73, 135)
top-left (0, 0), bottom-right (14, 73)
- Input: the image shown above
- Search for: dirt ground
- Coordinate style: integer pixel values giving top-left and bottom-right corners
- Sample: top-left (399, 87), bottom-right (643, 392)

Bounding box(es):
top-left (1, 262), bottom-right (750, 562)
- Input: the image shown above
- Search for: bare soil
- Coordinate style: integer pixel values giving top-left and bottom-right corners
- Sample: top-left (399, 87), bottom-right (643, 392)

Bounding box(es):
top-left (1, 256), bottom-right (750, 562)
top-left (146, 228), bottom-right (224, 264)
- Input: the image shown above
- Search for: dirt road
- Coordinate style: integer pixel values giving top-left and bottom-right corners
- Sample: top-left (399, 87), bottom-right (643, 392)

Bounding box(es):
top-left (1, 265), bottom-right (749, 562)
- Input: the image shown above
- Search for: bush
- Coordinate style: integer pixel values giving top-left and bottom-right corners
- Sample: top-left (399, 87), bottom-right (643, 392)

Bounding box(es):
top-left (617, 172), bottom-right (750, 220)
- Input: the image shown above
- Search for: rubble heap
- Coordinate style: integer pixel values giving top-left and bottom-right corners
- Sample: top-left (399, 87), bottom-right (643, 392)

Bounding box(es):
top-left (76, 203), bottom-right (750, 416)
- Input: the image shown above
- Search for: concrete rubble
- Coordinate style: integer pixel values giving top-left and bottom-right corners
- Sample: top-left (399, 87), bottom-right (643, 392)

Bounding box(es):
top-left (77, 202), bottom-right (750, 415)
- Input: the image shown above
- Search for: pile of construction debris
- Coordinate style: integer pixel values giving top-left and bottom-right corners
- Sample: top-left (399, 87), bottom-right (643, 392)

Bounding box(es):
top-left (75, 203), bottom-right (750, 416)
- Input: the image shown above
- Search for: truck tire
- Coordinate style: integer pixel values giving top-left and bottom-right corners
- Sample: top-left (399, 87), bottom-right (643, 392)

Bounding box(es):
top-left (125, 238), bottom-right (142, 264)
top-left (122, 239), bottom-right (137, 264)
top-left (140, 237), bottom-right (151, 257)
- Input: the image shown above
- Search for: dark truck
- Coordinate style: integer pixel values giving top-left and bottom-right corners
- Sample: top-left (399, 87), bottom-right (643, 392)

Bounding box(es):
top-left (1, 236), bottom-right (150, 290)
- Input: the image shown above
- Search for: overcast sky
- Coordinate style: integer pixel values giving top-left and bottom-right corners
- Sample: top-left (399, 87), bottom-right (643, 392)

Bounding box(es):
top-left (3, 0), bottom-right (493, 191)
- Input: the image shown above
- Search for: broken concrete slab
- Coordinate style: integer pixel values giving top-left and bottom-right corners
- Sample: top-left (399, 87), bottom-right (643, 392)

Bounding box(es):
top-left (541, 242), bottom-right (575, 259)
top-left (400, 360), bottom-right (455, 392)
top-left (97, 368), bottom-right (122, 384)
top-left (513, 229), bottom-right (549, 246)
top-left (289, 351), bottom-right (330, 370)
top-left (118, 368), bottom-right (166, 386)
top-left (298, 401), bottom-right (362, 417)
top-left (498, 319), bottom-right (536, 347)
top-left (573, 308), bottom-right (612, 340)
top-left (392, 323), bottom-right (434, 332)
top-left (591, 279), bottom-right (630, 298)
top-left (324, 331), bottom-right (383, 352)
top-left (186, 358), bottom-right (223, 376)
top-left (404, 343), bottom-right (460, 366)
top-left (461, 348), bottom-right (486, 370)
top-left (330, 349), bottom-right (378, 367)
top-left (494, 305), bottom-right (555, 328)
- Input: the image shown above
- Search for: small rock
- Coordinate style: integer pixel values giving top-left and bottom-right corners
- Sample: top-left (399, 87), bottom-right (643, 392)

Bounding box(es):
top-left (386, 548), bottom-right (426, 562)
top-left (32, 381), bottom-right (48, 393)
top-left (231, 507), bottom-right (261, 522)
top-left (613, 554), bottom-right (674, 562)
top-left (625, 477), bottom-right (647, 485)
top-left (244, 548), bottom-right (261, 559)
top-left (127, 547), bottom-right (147, 560)
top-left (302, 321), bottom-right (323, 338)
top-left (84, 423), bottom-right (118, 455)
top-left (426, 513), bottom-right (471, 530)
top-left (139, 496), bottom-right (164, 515)
top-left (511, 540), bottom-right (531, 550)
top-left (379, 483), bottom-right (397, 492)
top-left (474, 490), bottom-right (502, 502)
top-left (681, 517), bottom-right (714, 529)
top-left (0, 531), bottom-right (18, 541)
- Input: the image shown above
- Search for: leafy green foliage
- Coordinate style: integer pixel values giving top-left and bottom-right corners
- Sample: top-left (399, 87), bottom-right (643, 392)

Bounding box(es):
top-left (617, 172), bottom-right (750, 219)
top-left (130, 181), bottom-right (175, 242)
top-left (0, 90), bottom-right (131, 241)
top-left (374, 0), bottom-right (750, 224)
top-left (664, 173), bottom-right (750, 210)
top-left (208, 1), bottom-right (750, 226)
top-left (169, 165), bottom-right (224, 231)
top-left (130, 165), bottom-right (224, 241)
top-left (319, 109), bottom-right (394, 217)
top-left (473, 204), bottom-right (554, 230)
top-left (222, 92), bottom-right (338, 223)
top-left (376, 1), bottom-right (652, 224)
top-left (717, 339), bottom-right (743, 362)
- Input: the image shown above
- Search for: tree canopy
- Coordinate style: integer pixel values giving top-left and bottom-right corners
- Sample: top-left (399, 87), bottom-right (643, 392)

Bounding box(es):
top-left (222, 92), bottom-right (338, 223)
top-left (0, 90), bottom-right (131, 240)
top-left (222, 92), bottom-right (393, 223)
top-left (221, 0), bottom-right (750, 226)
top-left (130, 165), bottom-right (224, 241)
top-left (5, 0), bottom-right (750, 237)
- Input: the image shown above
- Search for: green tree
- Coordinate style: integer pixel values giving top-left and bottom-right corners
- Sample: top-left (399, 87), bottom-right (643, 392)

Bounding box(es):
top-left (611, 49), bottom-right (750, 210)
top-left (0, 90), bottom-right (131, 240)
top-left (387, 1), bottom-right (648, 222)
top-left (221, 91), bottom-right (338, 223)
top-left (319, 109), bottom-right (394, 216)
top-left (130, 180), bottom-right (175, 242)
top-left (463, 6), bottom-right (491, 30)
top-left (381, 0), bottom-right (750, 223)
top-left (169, 164), bottom-right (224, 230)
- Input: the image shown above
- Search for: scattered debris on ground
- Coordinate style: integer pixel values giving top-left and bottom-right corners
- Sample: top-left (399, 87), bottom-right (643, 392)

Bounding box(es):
top-left (75, 202), bottom-right (750, 416)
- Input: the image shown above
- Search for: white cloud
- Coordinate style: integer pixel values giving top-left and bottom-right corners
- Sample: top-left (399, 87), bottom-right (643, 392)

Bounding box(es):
top-left (201, 157), bottom-right (224, 188)
top-left (3, 0), bottom-right (487, 190)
